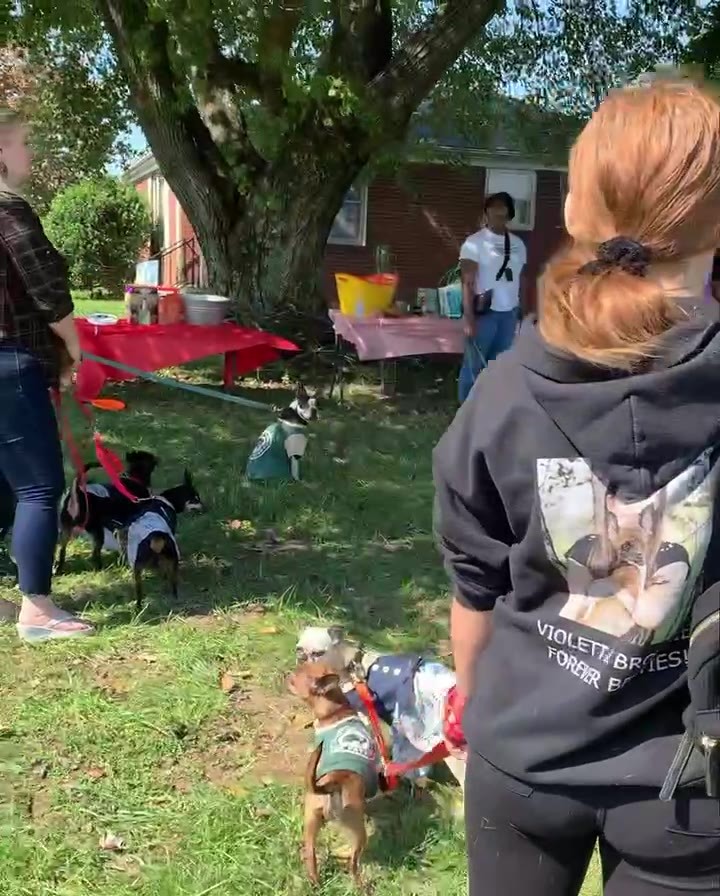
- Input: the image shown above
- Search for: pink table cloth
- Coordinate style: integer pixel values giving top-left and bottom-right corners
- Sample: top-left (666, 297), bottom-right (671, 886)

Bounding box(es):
top-left (329, 311), bottom-right (464, 361)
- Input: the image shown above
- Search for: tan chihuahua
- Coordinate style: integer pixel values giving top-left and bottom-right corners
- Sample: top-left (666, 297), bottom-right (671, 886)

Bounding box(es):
top-left (288, 660), bottom-right (381, 888)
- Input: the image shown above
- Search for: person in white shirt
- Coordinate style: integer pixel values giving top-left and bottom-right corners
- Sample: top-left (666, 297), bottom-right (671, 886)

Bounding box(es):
top-left (458, 192), bottom-right (527, 402)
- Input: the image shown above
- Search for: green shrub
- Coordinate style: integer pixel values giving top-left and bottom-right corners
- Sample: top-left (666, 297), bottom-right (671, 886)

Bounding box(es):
top-left (44, 176), bottom-right (151, 294)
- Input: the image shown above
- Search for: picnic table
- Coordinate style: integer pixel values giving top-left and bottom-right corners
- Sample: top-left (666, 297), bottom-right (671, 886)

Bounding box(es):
top-left (328, 311), bottom-right (465, 397)
top-left (75, 318), bottom-right (298, 401)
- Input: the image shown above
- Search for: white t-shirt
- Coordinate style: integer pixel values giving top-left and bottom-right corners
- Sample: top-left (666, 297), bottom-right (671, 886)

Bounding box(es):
top-left (459, 227), bottom-right (527, 312)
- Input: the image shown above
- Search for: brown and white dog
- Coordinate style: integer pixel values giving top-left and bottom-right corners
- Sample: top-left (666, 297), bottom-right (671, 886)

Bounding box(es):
top-left (288, 659), bottom-right (382, 887)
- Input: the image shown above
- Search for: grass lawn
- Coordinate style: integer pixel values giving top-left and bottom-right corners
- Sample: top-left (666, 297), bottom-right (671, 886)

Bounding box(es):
top-left (0, 299), bottom-right (603, 895)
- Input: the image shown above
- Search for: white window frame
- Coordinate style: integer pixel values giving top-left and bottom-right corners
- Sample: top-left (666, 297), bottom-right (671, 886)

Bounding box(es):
top-left (558, 172), bottom-right (569, 228)
top-left (328, 184), bottom-right (368, 247)
top-left (485, 168), bottom-right (537, 231)
top-left (149, 174), bottom-right (165, 224)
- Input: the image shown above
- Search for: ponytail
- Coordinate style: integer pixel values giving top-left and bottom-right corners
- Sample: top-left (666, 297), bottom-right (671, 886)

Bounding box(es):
top-left (538, 242), bottom-right (682, 369)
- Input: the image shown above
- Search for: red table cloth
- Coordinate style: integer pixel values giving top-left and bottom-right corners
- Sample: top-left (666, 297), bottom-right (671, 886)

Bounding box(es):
top-left (75, 318), bottom-right (298, 401)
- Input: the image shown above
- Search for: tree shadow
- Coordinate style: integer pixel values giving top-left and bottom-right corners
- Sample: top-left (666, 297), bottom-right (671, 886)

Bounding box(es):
top-left (53, 368), bottom-right (456, 645)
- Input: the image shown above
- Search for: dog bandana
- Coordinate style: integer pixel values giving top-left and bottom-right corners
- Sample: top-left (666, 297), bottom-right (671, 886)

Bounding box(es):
top-left (314, 716), bottom-right (379, 797)
top-left (246, 421), bottom-right (307, 481)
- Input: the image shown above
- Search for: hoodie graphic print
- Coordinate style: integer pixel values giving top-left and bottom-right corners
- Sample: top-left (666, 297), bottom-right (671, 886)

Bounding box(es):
top-left (538, 451), bottom-right (716, 692)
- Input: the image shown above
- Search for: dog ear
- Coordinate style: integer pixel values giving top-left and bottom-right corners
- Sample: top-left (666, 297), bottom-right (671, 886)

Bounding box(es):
top-left (606, 511), bottom-right (620, 537)
top-left (296, 381), bottom-right (309, 402)
top-left (183, 469), bottom-right (193, 486)
top-left (311, 673), bottom-right (341, 697)
top-left (327, 625), bottom-right (345, 645)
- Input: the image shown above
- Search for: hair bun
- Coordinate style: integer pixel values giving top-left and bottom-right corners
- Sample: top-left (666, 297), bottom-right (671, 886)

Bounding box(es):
top-left (579, 237), bottom-right (652, 277)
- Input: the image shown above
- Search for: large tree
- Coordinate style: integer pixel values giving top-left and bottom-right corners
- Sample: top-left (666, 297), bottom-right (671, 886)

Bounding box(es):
top-left (6, 1), bottom-right (701, 314)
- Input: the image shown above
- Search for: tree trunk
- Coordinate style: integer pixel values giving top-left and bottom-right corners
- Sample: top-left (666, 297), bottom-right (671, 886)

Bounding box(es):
top-left (187, 138), bottom-right (367, 316)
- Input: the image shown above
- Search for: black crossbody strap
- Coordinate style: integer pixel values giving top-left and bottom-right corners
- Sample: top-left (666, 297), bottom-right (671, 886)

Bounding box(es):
top-left (495, 230), bottom-right (511, 281)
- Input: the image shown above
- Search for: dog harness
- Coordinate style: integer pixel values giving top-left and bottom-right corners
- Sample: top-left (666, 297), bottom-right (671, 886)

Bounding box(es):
top-left (246, 421), bottom-right (307, 481)
top-left (314, 716), bottom-right (379, 797)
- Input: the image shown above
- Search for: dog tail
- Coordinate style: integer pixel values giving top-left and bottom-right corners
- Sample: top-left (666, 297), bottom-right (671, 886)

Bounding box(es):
top-left (149, 535), bottom-right (167, 554)
top-left (306, 744), bottom-right (331, 795)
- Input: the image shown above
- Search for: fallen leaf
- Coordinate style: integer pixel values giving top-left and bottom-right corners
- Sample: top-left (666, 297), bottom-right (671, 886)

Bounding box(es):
top-left (99, 831), bottom-right (125, 852)
top-left (253, 806), bottom-right (274, 818)
top-left (220, 673), bottom-right (240, 694)
top-left (86, 767), bottom-right (106, 781)
top-left (259, 626), bottom-right (278, 635)
top-left (171, 778), bottom-right (193, 794)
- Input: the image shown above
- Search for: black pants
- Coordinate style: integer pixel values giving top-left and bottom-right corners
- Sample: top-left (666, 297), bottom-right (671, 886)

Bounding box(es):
top-left (466, 751), bottom-right (720, 895)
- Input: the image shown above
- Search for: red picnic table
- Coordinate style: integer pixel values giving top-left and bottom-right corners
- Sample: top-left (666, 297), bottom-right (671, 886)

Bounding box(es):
top-left (75, 318), bottom-right (298, 401)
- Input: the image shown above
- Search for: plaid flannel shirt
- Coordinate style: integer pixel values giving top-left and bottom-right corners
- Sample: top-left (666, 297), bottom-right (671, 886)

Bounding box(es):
top-left (0, 191), bottom-right (74, 387)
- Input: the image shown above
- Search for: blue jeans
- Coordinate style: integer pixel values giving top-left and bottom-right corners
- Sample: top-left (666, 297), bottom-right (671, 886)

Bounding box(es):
top-left (0, 347), bottom-right (65, 595)
top-left (458, 309), bottom-right (518, 403)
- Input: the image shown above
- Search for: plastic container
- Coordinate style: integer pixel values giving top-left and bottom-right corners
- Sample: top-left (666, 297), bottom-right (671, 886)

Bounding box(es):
top-left (158, 287), bottom-right (185, 324)
top-left (438, 283), bottom-right (463, 319)
top-left (181, 293), bottom-right (231, 326)
top-left (335, 273), bottom-right (398, 317)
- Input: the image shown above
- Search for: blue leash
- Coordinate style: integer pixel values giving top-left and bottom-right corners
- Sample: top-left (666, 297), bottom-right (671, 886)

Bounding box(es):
top-left (81, 352), bottom-right (274, 411)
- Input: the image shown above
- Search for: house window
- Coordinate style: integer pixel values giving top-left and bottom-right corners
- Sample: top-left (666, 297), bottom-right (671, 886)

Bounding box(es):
top-left (149, 175), bottom-right (165, 224)
top-left (328, 185), bottom-right (368, 246)
top-left (485, 169), bottom-right (537, 230)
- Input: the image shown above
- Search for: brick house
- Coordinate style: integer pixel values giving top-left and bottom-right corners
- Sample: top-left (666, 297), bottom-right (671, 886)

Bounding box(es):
top-left (125, 142), bottom-right (568, 314)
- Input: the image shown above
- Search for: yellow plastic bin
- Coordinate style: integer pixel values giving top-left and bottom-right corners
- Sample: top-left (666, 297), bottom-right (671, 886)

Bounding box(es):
top-left (335, 273), bottom-right (398, 317)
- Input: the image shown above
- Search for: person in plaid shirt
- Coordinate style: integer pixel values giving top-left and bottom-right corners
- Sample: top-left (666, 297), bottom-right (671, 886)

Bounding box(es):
top-left (0, 108), bottom-right (92, 641)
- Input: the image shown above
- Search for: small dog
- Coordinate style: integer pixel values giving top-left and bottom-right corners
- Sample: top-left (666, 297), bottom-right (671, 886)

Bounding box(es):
top-left (117, 470), bottom-right (203, 609)
top-left (288, 659), bottom-right (380, 887)
top-left (246, 382), bottom-right (318, 482)
top-left (55, 450), bottom-right (159, 574)
top-left (296, 626), bottom-right (465, 790)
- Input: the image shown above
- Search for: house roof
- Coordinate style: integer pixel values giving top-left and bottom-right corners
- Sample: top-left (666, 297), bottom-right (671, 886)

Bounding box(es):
top-left (125, 99), bottom-right (576, 183)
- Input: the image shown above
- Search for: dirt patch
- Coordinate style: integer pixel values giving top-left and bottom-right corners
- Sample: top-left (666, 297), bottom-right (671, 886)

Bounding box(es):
top-left (177, 682), bottom-right (311, 792)
top-left (89, 651), bottom-right (167, 698)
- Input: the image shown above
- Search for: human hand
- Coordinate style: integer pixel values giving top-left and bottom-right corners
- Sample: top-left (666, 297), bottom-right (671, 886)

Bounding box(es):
top-left (463, 318), bottom-right (475, 339)
top-left (58, 339), bottom-right (80, 390)
top-left (443, 685), bottom-right (468, 760)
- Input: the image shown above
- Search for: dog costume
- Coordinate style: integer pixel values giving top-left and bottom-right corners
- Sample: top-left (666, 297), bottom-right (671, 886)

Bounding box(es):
top-left (296, 627), bottom-right (458, 782)
top-left (125, 497), bottom-right (179, 567)
top-left (246, 419), bottom-right (308, 481)
top-left (314, 716), bottom-right (379, 797)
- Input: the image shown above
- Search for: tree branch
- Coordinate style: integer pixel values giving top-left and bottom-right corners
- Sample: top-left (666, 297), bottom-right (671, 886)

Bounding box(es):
top-left (370, 0), bottom-right (504, 128)
top-left (96, 0), bottom-right (263, 221)
top-left (325, 0), bottom-right (393, 80)
top-left (258, 0), bottom-right (304, 72)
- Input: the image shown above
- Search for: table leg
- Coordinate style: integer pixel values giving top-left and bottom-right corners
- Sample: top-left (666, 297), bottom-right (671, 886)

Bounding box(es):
top-left (380, 359), bottom-right (397, 396)
top-left (223, 351), bottom-right (236, 389)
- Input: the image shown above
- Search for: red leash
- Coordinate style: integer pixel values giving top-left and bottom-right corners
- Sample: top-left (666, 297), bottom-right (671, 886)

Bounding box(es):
top-left (354, 681), bottom-right (455, 788)
top-left (53, 389), bottom-right (140, 504)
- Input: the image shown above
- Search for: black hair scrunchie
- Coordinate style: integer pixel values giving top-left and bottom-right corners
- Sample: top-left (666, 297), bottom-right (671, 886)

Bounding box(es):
top-left (578, 236), bottom-right (652, 277)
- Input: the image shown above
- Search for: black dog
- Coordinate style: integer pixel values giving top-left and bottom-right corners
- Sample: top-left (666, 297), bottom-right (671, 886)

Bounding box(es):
top-left (55, 450), bottom-right (159, 575)
top-left (117, 470), bottom-right (204, 610)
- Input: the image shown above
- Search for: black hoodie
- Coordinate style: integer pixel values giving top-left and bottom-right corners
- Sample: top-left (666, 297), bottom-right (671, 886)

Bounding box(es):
top-left (433, 302), bottom-right (720, 789)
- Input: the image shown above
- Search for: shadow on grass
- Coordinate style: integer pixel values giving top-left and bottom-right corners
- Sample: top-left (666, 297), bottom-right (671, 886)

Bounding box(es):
top-left (365, 784), bottom-right (461, 872)
top-left (49, 362), bottom-right (459, 645)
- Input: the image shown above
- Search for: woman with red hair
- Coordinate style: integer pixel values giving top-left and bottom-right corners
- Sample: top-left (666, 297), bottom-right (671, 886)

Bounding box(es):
top-left (435, 79), bottom-right (720, 894)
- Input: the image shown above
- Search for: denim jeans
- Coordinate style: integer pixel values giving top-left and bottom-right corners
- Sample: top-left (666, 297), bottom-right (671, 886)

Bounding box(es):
top-left (458, 309), bottom-right (518, 403)
top-left (0, 346), bottom-right (65, 595)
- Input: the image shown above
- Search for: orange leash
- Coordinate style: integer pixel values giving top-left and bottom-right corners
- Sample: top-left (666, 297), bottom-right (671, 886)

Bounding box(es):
top-left (53, 389), bottom-right (140, 505)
